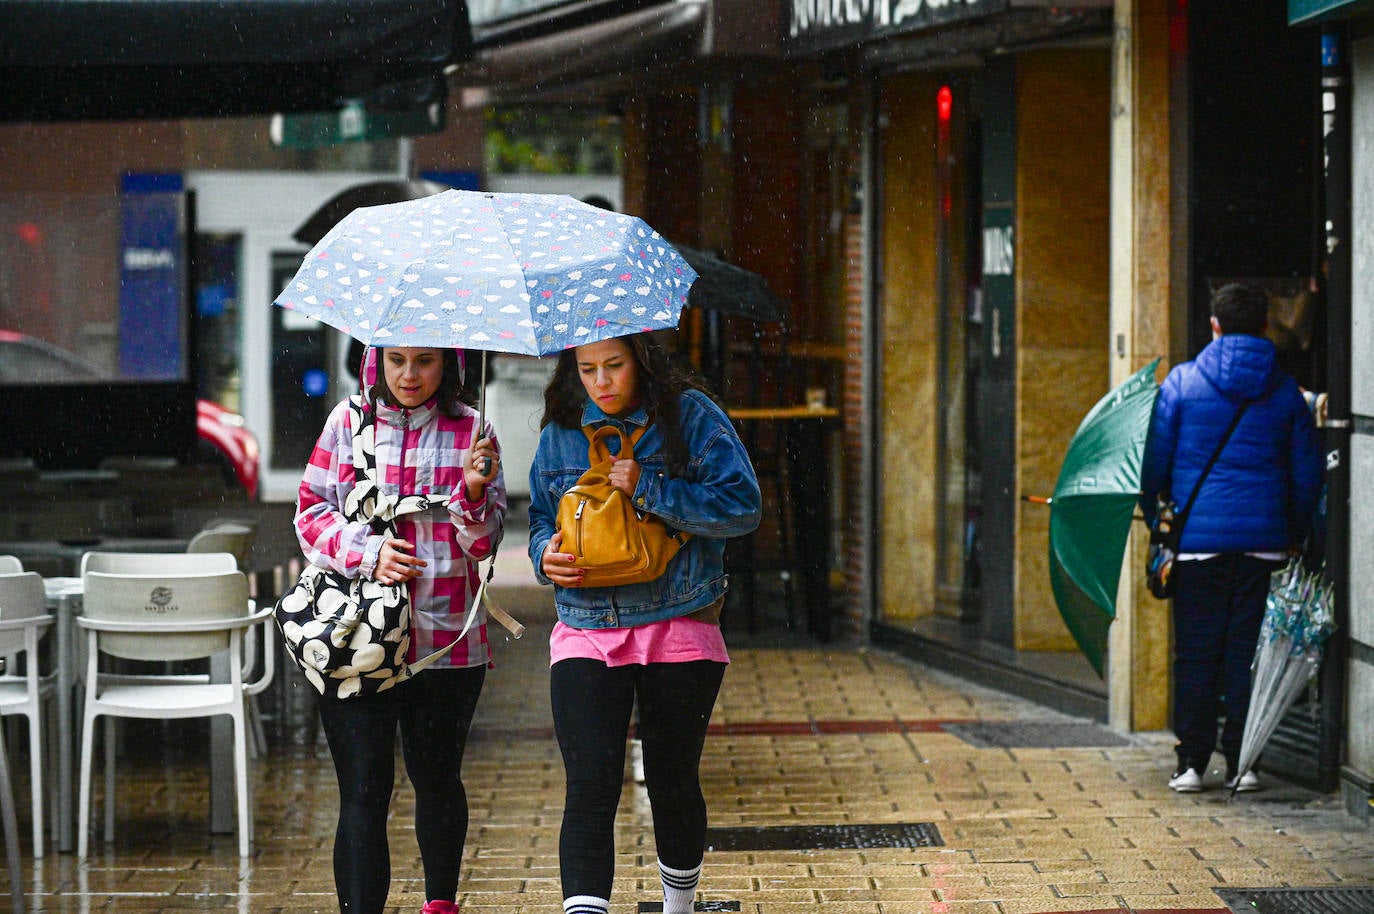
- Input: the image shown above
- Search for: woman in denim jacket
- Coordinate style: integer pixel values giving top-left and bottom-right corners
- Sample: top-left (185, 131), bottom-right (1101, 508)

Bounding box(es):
top-left (528, 333), bottom-right (760, 914)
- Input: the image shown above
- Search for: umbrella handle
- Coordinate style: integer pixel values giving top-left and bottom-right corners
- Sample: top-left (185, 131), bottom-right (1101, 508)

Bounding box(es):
top-left (474, 350), bottom-right (491, 475)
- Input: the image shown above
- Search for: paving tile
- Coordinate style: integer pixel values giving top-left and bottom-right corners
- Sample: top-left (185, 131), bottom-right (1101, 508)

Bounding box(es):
top-left (6, 605), bottom-right (1374, 914)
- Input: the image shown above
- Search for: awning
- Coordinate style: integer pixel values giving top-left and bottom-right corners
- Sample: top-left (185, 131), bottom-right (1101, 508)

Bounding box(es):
top-left (0, 0), bottom-right (472, 121)
top-left (1289, 0), bottom-right (1374, 23)
top-left (453, 0), bottom-right (709, 94)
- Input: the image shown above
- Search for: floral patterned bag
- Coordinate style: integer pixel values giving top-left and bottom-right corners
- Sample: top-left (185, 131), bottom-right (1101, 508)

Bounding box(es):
top-left (274, 397), bottom-right (456, 699)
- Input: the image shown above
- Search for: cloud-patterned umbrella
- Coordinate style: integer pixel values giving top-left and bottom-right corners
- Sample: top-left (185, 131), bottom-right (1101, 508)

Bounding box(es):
top-left (272, 189), bottom-right (697, 355)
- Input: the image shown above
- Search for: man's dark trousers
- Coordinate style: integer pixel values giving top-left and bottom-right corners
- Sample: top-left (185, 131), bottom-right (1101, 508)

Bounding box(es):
top-left (1171, 554), bottom-right (1285, 772)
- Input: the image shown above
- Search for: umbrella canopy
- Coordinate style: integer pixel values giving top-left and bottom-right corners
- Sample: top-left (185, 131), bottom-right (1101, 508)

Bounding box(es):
top-left (670, 244), bottom-right (785, 322)
top-left (292, 179), bottom-right (452, 246)
top-left (273, 189), bottom-right (696, 356)
top-left (1048, 359), bottom-right (1161, 677)
top-left (1232, 560), bottom-right (1335, 793)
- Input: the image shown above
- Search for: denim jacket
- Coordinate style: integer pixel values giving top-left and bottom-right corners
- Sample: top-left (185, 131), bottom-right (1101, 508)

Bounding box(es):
top-left (527, 389), bottom-right (761, 628)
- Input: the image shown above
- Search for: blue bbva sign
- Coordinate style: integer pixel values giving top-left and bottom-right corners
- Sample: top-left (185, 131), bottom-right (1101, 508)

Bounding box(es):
top-left (119, 173), bottom-right (186, 381)
top-left (787, 0), bottom-right (1003, 51)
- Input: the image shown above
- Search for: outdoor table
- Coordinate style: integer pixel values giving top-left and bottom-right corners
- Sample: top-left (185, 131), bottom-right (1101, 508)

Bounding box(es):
top-left (727, 404), bottom-right (839, 641)
top-left (42, 568), bottom-right (234, 854)
top-left (0, 538), bottom-right (190, 579)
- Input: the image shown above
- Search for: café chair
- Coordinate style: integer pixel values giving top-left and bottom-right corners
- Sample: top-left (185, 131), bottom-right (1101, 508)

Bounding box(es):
top-left (0, 556), bottom-right (20, 574)
top-left (0, 664), bottom-right (24, 914)
top-left (0, 572), bottom-right (56, 858)
top-left (81, 551), bottom-right (237, 577)
top-left (186, 524), bottom-right (256, 570)
top-left (76, 569), bottom-right (271, 858)
top-left (83, 550), bottom-right (273, 757)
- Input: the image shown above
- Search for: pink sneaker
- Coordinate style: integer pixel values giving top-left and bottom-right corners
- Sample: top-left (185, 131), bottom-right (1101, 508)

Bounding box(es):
top-left (421, 901), bottom-right (459, 914)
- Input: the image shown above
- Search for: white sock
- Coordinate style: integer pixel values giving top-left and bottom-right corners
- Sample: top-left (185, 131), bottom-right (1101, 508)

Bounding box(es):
top-left (564, 895), bottom-right (609, 914)
top-left (659, 859), bottom-right (701, 914)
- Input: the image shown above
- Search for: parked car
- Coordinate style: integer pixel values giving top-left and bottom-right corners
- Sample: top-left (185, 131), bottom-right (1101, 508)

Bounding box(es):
top-left (0, 330), bottom-right (260, 498)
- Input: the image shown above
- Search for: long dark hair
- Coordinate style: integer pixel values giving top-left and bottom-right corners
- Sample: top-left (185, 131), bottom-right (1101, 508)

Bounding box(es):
top-left (541, 333), bottom-right (715, 477)
top-left (370, 348), bottom-right (477, 418)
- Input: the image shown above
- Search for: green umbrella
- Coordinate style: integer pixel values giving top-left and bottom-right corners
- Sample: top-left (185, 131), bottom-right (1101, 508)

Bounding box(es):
top-left (1048, 359), bottom-right (1160, 677)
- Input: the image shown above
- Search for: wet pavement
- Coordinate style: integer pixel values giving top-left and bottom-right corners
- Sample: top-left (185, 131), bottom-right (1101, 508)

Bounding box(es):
top-left (6, 527), bottom-right (1374, 913)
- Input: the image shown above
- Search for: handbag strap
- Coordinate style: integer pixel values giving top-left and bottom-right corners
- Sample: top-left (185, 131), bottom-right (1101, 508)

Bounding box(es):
top-left (343, 396), bottom-right (456, 528)
top-left (582, 423), bottom-right (648, 464)
top-left (1172, 399), bottom-right (1252, 536)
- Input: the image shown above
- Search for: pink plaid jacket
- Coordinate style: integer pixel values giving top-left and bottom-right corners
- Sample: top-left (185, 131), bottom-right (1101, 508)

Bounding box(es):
top-left (294, 393), bottom-right (506, 669)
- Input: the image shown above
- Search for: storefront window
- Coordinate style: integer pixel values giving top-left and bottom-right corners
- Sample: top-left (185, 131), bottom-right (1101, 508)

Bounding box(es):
top-left (486, 107), bottom-right (622, 175)
top-left (0, 189), bottom-right (187, 385)
top-left (934, 83), bottom-right (980, 620)
top-left (194, 234), bottom-right (243, 413)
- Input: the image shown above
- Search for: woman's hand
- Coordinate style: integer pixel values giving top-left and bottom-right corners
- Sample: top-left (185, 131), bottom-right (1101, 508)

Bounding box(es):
top-left (608, 455), bottom-right (641, 496)
top-left (375, 538), bottom-right (426, 585)
top-left (465, 435), bottom-right (500, 501)
top-left (541, 531), bottom-right (585, 587)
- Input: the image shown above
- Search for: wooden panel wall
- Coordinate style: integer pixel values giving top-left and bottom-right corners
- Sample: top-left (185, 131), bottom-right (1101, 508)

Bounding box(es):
top-left (1014, 47), bottom-right (1113, 651)
top-left (877, 70), bottom-right (941, 621)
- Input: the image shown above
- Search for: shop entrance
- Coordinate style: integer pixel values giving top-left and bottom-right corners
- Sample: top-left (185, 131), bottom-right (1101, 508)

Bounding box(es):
top-left (872, 68), bottom-right (1004, 639)
top-left (932, 76), bottom-right (985, 625)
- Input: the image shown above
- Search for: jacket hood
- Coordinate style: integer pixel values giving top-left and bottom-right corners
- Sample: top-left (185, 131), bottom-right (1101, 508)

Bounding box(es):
top-left (1194, 333), bottom-right (1281, 403)
top-left (358, 345), bottom-right (467, 410)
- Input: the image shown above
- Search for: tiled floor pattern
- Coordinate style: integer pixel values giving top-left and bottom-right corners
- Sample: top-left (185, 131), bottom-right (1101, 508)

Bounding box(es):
top-left (6, 595), bottom-right (1374, 914)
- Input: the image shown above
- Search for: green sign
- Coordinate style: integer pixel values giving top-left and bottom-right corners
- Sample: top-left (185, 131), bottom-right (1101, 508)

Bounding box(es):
top-left (1289, 0), bottom-right (1374, 24)
top-left (270, 99), bottom-right (445, 149)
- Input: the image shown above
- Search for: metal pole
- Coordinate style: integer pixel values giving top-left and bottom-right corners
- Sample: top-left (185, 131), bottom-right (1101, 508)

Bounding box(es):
top-left (1319, 23), bottom-right (1350, 796)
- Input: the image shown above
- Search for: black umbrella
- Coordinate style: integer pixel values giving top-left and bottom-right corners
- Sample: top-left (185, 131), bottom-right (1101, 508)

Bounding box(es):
top-left (292, 179), bottom-right (451, 245)
top-left (670, 244), bottom-right (785, 323)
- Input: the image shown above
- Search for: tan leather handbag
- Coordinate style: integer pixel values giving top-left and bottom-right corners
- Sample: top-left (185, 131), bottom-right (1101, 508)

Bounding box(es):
top-left (555, 425), bottom-right (690, 587)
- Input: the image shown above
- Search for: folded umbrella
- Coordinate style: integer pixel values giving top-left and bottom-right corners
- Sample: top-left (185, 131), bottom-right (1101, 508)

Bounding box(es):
top-left (1231, 560), bottom-right (1335, 795)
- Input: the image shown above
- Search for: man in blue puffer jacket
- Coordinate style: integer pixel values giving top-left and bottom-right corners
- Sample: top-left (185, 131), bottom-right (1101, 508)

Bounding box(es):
top-left (1140, 282), bottom-right (1323, 794)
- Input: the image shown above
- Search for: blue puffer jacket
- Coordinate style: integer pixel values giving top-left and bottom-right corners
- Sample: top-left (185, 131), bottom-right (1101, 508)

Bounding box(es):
top-left (1139, 333), bottom-right (1322, 554)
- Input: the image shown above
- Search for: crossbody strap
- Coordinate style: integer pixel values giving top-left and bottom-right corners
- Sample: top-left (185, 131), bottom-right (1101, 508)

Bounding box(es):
top-left (343, 396), bottom-right (456, 527)
top-left (1172, 399), bottom-right (1252, 537)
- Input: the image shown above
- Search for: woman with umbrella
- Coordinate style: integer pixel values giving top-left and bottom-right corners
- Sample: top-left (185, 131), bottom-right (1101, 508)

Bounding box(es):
top-left (528, 333), bottom-right (760, 914)
top-left (294, 345), bottom-right (506, 914)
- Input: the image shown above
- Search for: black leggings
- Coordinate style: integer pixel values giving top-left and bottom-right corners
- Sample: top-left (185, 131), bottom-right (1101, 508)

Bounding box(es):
top-left (550, 658), bottom-right (726, 901)
top-left (317, 665), bottom-right (486, 914)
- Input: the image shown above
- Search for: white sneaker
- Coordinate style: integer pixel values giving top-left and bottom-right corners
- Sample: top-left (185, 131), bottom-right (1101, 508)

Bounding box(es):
top-left (630, 738), bottom-right (645, 784)
top-left (1225, 770), bottom-right (1261, 792)
top-left (1168, 767), bottom-right (1204, 792)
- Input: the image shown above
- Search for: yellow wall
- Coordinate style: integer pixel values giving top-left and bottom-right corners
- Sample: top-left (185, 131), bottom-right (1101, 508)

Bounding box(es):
top-left (1014, 48), bottom-right (1114, 651)
top-left (877, 70), bottom-right (940, 620)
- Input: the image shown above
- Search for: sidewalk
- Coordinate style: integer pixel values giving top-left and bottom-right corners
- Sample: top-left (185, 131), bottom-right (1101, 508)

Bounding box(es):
top-left (9, 518), bottom-right (1374, 913)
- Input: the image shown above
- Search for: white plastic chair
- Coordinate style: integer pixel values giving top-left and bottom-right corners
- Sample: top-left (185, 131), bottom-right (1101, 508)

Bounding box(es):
top-left (0, 660), bottom-right (24, 914)
top-left (0, 556), bottom-right (21, 574)
top-left (76, 569), bottom-right (270, 858)
top-left (83, 550), bottom-right (273, 759)
top-left (0, 572), bottom-right (55, 858)
top-left (186, 524), bottom-right (255, 569)
top-left (81, 551), bottom-right (237, 576)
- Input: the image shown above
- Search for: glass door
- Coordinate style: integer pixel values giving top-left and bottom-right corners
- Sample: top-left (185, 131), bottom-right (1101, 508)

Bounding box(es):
top-left (934, 77), bottom-right (982, 622)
